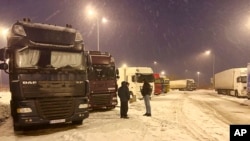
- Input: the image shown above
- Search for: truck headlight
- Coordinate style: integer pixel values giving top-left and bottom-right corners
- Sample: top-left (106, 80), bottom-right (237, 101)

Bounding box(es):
top-left (17, 107), bottom-right (32, 113)
top-left (78, 104), bottom-right (88, 109)
top-left (13, 25), bottom-right (27, 36)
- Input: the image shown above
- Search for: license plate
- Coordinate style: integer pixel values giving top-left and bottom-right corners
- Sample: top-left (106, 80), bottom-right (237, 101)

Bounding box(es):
top-left (50, 119), bottom-right (66, 124)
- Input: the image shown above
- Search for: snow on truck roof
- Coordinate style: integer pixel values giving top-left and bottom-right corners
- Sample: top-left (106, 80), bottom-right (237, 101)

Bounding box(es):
top-left (15, 20), bottom-right (77, 33)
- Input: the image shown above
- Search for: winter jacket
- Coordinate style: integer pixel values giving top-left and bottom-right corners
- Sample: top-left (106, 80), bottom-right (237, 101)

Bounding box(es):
top-left (118, 82), bottom-right (130, 102)
top-left (141, 82), bottom-right (152, 96)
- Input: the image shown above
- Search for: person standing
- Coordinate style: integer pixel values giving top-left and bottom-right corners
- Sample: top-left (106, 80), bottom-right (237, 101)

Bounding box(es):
top-left (118, 81), bottom-right (130, 119)
top-left (141, 79), bottom-right (152, 117)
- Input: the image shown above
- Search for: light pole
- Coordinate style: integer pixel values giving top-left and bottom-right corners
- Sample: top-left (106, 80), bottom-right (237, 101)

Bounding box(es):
top-left (122, 64), bottom-right (127, 81)
top-left (197, 71), bottom-right (200, 89)
top-left (153, 61), bottom-right (157, 73)
top-left (205, 50), bottom-right (215, 89)
top-left (185, 69), bottom-right (188, 79)
top-left (87, 8), bottom-right (108, 51)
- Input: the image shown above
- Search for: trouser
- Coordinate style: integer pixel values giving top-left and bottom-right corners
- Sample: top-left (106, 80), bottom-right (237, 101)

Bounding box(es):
top-left (120, 101), bottom-right (128, 117)
top-left (143, 95), bottom-right (151, 114)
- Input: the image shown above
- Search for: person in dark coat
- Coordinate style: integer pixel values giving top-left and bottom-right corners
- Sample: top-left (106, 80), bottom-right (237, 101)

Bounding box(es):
top-left (118, 81), bottom-right (130, 118)
top-left (141, 79), bottom-right (152, 117)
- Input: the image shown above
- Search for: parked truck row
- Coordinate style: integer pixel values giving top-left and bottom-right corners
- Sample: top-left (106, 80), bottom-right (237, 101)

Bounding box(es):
top-left (3, 19), bottom-right (237, 131)
top-left (0, 19), bottom-right (120, 131)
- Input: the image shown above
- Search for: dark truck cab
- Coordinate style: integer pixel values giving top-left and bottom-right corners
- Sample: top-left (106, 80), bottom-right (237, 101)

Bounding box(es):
top-left (0, 19), bottom-right (89, 131)
top-left (86, 51), bottom-right (118, 110)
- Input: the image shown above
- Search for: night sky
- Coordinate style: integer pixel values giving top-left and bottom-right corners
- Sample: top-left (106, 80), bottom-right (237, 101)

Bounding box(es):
top-left (1, 0), bottom-right (250, 87)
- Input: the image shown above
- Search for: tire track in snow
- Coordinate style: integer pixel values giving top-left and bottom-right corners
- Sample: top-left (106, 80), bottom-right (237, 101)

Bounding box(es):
top-left (171, 93), bottom-right (219, 141)
top-left (183, 93), bottom-right (230, 141)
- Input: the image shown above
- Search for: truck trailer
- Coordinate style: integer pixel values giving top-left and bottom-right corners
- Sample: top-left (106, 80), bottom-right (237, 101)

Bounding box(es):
top-left (247, 63), bottom-right (250, 99)
top-left (0, 19), bottom-right (89, 131)
top-left (118, 67), bottom-right (154, 100)
top-left (214, 68), bottom-right (247, 97)
top-left (85, 51), bottom-right (118, 110)
top-left (169, 79), bottom-right (196, 91)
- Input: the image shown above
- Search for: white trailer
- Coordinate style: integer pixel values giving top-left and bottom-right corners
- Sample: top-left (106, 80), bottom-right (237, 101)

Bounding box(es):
top-left (169, 79), bottom-right (196, 91)
top-left (247, 63), bottom-right (250, 99)
top-left (118, 67), bottom-right (154, 99)
top-left (215, 68), bottom-right (247, 97)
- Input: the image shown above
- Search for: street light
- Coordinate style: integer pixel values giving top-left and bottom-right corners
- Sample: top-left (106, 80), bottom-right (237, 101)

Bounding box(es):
top-left (204, 50), bottom-right (215, 89)
top-left (87, 8), bottom-right (108, 51)
top-left (197, 71), bottom-right (200, 89)
top-left (1, 27), bottom-right (9, 37)
top-left (160, 71), bottom-right (165, 77)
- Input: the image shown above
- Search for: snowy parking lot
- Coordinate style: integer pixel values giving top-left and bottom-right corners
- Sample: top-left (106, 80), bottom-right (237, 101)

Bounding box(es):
top-left (0, 90), bottom-right (250, 141)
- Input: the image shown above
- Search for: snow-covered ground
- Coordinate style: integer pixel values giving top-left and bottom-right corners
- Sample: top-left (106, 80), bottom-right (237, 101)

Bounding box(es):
top-left (0, 91), bottom-right (10, 123)
top-left (0, 90), bottom-right (250, 141)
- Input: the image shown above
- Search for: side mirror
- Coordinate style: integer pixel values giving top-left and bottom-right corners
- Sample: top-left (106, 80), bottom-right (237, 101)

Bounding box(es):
top-left (0, 63), bottom-right (8, 70)
top-left (116, 69), bottom-right (119, 79)
top-left (116, 69), bottom-right (119, 75)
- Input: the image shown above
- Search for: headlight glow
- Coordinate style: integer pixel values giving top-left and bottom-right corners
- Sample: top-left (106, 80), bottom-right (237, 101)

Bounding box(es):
top-left (17, 107), bottom-right (32, 113)
top-left (79, 104), bottom-right (88, 109)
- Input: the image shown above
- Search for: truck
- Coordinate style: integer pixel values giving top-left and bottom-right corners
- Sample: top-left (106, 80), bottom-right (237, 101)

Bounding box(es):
top-left (85, 51), bottom-right (118, 110)
top-left (118, 67), bottom-right (154, 100)
top-left (0, 19), bottom-right (89, 131)
top-left (215, 68), bottom-right (247, 97)
top-left (153, 73), bottom-right (162, 95)
top-left (169, 79), bottom-right (196, 91)
top-left (247, 64), bottom-right (250, 99)
top-left (162, 77), bottom-right (170, 93)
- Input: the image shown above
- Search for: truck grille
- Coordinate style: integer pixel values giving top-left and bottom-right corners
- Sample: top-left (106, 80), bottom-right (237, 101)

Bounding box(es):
top-left (91, 94), bottom-right (110, 105)
top-left (37, 97), bottom-right (74, 120)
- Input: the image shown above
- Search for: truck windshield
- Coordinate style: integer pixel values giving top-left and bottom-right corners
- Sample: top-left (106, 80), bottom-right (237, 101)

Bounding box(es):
top-left (163, 79), bottom-right (170, 84)
top-left (88, 66), bottom-right (116, 80)
top-left (237, 76), bottom-right (247, 83)
top-left (136, 73), bottom-right (154, 83)
top-left (155, 78), bottom-right (163, 84)
top-left (15, 49), bottom-right (85, 70)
